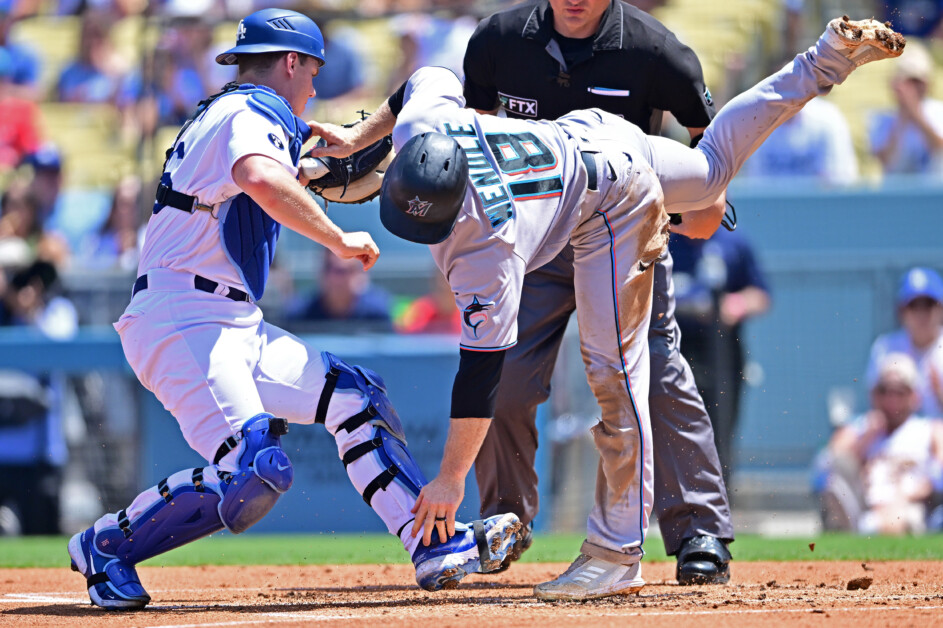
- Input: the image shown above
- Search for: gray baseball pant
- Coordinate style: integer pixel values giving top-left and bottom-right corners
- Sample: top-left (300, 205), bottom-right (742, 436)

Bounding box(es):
top-left (476, 34), bottom-right (858, 554)
top-left (474, 246), bottom-right (733, 556)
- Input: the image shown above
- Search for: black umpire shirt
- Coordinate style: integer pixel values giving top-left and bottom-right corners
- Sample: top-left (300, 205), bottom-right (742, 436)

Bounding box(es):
top-left (463, 0), bottom-right (715, 134)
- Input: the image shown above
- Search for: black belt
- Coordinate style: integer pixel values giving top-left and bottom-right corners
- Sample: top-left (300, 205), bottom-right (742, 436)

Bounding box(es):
top-left (580, 151), bottom-right (598, 191)
top-left (155, 183), bottom-right (214, 214)
top-left (132, 274), bottom-right (251, 302)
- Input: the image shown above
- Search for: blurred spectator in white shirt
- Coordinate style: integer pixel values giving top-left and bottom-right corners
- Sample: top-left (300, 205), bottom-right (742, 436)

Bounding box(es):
top-left (816, 353), bottom-right (943, 534)
top-left (741, 97), bottom-right (858, 184)
top-left (870, 41), bottom-right (943, 176)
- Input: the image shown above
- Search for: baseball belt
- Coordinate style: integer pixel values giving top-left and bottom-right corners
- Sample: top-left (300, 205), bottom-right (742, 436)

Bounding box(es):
top-left (132, 274), bottom-right (251, 303)
top-left (580, 151), bottom-right (599, 191)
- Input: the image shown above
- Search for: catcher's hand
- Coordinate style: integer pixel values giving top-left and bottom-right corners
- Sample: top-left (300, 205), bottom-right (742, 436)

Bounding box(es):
top-left (302, 119), bottom-right (394, 204)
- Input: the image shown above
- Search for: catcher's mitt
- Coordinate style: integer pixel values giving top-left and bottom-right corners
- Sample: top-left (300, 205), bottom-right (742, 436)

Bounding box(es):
top-left (302, 124), bottom-right (394, 204)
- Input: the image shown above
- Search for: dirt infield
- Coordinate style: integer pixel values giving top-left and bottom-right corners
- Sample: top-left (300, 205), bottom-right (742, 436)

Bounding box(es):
top-left (2, 561), bottom-right (942, 627)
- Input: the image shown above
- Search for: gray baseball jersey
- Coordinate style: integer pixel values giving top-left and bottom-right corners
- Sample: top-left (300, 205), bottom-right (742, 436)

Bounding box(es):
top-left (395, 67), bottom-right (652, 352)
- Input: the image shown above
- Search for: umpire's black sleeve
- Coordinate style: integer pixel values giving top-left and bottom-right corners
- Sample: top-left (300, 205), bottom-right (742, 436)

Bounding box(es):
top-left (462, 17), bottom-right (500, 111)
top-left (649, 30), bottom-right (716, 128)
top-left (450, 348), bottom-right (507, 418)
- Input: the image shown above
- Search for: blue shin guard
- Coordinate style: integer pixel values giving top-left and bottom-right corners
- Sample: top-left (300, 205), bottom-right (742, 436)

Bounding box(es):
top-left (317, 351), bottom-right (408, 442)
top-left (314, 352), bottom-right (523, 591)
top-left (69, 414), bottom-right (292, 609)
top-left (343, 426), bottom-right (427, 505)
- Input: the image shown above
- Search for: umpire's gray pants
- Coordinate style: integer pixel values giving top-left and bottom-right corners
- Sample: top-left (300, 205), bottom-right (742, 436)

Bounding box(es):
top-left (475, 247), bottom-right (733, 555)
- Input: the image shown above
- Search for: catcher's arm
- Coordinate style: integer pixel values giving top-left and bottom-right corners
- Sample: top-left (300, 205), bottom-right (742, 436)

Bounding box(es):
top-left (234, 154), bottom-right (379, 269)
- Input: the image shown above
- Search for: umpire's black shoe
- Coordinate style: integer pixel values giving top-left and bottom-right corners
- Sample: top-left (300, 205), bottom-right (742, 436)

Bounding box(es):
top-left (676, 535), bottom-right (731, 585)
top-left (491, 523), bottom-right (533, 573)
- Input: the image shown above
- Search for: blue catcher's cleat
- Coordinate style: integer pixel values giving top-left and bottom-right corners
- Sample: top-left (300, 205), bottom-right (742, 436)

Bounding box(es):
top-left (68, 526), bottom-right (150, 610)
top-left (412, 513), bottom-right (522, 591)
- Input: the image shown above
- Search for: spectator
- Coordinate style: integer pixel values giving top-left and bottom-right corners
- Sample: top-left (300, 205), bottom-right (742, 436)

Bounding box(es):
top-left (0, 258), bottom-right (76, 336)
top-left (0, 0), bottom-right (40, 101)
top-left (0, 179), bottom-right (41, 245)
top-left (74, 173), bottom-right (142, 271)
top-left (0, 47), bottom-right (40, 171)
top-left (305, 26), bottom-right (369, 122)
top-left (52, 0), bottom-right (149, 17)
top-left (870, 41), bottom-right (943, 176)
top-left (24, 143), bottom-right (111, 258)
top-left (285, 251), bottom-right (393, 333)
top-left (312, 27), bottom-right (367, 102)
top-left (120, 16), bottom-right (234, 139)
top-left (669, 228), bottom-right (771, 483)
top-left (879, 0), bottom-right (943, 39)
top-left (741, 96), bottom-right (858, 184)
top-left (866, 266), bottom-right (943, 418)
top-left (816, 352), bottom-right (943, 534)
top-left (396, 272), bottom-right (460, 335)
top-left (55, 11), bottom-right (128, 104)
top-left (386, 3), bottom-right (478, 90)
top-left (0, 258), bottom-right (78, 535)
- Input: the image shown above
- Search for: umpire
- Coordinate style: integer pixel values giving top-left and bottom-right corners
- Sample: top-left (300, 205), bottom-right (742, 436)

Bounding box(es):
top-left (463, 0), bottom-right (734, 584)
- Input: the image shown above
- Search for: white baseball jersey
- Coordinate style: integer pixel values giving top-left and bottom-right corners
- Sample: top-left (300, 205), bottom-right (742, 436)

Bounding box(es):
top-left (138, 94), bottom-right (298, 294)
top-left (394, 67), bottom-right (592, 351)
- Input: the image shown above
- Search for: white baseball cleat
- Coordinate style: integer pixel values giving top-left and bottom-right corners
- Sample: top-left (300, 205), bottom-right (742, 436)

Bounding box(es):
top-left (822, 16), bottom-right (906, 66)
top-left (534, 554), bottom-right (645, 601)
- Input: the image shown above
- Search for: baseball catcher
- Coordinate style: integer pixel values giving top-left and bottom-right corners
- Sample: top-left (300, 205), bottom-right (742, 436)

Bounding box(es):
top-left (67, 8), bottom-right (522, 611)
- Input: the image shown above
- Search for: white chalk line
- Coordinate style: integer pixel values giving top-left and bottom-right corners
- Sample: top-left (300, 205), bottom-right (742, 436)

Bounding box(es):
top-left (0, 593), bottom-right (86, 604)
top-left (142, 615), bottom-right (360, 628)
top-left (136, 603), bottom-right (943, 628)
top-left (4, 590), bottom-right (941, 628)
top-left (563, 604), bottom-right (943, 618)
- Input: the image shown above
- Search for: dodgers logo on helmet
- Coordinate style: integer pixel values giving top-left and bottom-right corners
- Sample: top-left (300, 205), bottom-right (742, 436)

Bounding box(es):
top-left (463, 296), bottom-right (494, 338)
top-left (216, 8), bottom-right (326, 66)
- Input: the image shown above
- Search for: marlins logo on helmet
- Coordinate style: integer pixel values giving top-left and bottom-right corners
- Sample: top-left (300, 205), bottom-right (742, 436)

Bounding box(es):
top-left (463, 296), bottom-right (494, 338)
top-left (406, 196), bottom-right (432, 217)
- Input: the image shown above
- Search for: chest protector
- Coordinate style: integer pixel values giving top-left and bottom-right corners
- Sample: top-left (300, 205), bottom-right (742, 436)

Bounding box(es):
top-left (164, 83), bottom-right (312, 301)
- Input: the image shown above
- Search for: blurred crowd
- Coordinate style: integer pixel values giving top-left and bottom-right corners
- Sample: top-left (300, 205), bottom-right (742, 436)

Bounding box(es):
top-left (0, 0), bottom-right (942, 537)
top-left (0, 0), bottom-right (516, 327)
top-left (0, 0), bottom-right (938, 325)
top-left (814, 267), bottom-right (943, 535)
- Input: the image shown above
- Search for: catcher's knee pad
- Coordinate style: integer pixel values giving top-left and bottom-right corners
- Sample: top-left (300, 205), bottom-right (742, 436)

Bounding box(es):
top-left (316, 351), bottom-right (407, 443)
top-left (217, 413), bottom-right (294, 534)
top-left (344, 426), bottom-right (427, 505)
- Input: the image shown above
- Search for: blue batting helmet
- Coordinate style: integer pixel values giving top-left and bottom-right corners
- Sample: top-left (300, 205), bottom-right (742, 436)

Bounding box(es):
top-left (380, 133), bottom-right (469, 245)
top-left (216, 8), bottom-right (325, 66)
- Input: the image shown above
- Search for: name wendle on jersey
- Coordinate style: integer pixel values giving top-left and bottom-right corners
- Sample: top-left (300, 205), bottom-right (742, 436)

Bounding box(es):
top-left (444, 123), bottom-right (513, 229)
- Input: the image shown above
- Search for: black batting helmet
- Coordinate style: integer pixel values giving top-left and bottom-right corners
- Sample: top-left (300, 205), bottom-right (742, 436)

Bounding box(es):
top-left (379, 133), bottom-right (469, 245)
